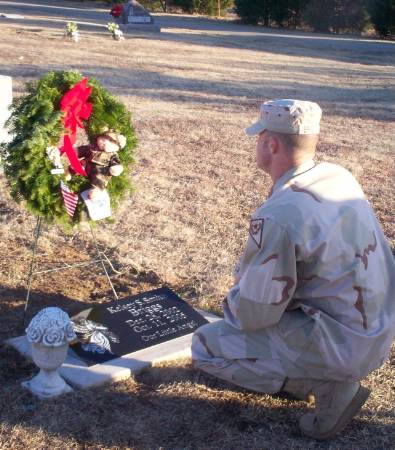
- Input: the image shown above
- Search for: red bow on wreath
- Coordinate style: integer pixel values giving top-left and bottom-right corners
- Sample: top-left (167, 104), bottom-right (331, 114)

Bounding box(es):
top-left (110, 4), bottom-right (123, 18)
top-left (59, 78), bottom-right (92, 176)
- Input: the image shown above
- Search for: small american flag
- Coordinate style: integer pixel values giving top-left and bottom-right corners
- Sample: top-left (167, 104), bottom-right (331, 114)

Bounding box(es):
top-left (60, 181), bottom-right (79, 217)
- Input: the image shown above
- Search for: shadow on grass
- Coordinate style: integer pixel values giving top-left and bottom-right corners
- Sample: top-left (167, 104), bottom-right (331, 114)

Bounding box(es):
top-left (0, 287), bottom-right (95, 340)
top-left (1, 62), bottom-right (394, 123)
top-left (0, 356), bottom-right (393, 449)
top-left (0, 272), bottom-right (208, 342)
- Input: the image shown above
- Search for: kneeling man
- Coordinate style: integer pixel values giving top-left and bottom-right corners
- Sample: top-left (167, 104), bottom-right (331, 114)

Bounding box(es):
top-left (192, 99), bottom-right (395, 440)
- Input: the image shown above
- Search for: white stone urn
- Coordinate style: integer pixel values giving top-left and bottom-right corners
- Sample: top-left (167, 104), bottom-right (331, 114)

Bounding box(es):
top-left (22, 307), bottom-right (76, 399)
top-left (70, 31), bottom-right (79, 42)
top-left (113, 29), bottom-right (124, 41)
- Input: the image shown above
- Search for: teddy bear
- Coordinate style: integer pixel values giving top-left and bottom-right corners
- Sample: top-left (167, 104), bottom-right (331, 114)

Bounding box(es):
top-left (77, 130), bottom-right (126, 199)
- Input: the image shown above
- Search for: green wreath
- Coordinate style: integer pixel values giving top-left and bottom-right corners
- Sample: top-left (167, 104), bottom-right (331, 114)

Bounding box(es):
top-left (0, 70), bottom-right (136, 228)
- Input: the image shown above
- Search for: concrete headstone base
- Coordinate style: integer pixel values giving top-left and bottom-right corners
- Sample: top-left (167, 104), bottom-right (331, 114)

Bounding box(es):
top-left (120, 23), bottom-right (161, 33)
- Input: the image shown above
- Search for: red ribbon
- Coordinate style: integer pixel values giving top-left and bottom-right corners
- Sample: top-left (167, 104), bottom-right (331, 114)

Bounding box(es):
top-left (59, 78), bottom-right (92, 176)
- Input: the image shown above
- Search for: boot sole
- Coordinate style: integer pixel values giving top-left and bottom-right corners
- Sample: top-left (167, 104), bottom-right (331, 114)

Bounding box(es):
top-left (301, 385), bottom-right (371, 440)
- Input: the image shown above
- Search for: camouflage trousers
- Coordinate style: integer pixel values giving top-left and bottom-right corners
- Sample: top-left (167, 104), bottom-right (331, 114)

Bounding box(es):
top-left (192, 319), bottom-right (289, 394)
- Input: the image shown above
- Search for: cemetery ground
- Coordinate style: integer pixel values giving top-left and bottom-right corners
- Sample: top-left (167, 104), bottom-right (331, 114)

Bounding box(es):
top-left (0, 3), bottom-right (395, 448)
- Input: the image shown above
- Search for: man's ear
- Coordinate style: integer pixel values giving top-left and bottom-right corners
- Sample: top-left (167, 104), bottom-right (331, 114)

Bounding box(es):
top-left (268, 134), bottom-right (280, 155)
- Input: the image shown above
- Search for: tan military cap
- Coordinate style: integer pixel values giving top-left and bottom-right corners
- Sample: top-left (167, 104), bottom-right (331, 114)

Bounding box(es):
top-left (245, 99), bottom-right (322, 136)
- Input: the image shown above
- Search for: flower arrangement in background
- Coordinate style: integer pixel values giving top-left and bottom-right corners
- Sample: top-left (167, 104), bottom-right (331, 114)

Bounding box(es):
top-left (110, 4), bottom-right (123, 18)
top-left (107, 22), bottom-right (124, 40)
top-left (65, 21), bottom-right (80, 42)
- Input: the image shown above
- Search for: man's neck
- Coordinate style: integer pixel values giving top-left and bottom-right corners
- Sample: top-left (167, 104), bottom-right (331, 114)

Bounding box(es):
top-left (270, 158), bottom-right (315, 184)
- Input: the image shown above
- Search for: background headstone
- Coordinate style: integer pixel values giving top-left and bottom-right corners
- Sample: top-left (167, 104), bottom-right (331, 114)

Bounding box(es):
top-left (117, 0), bottom-right (160, 32)
top-left (0, 75), bottom-right (12, 144)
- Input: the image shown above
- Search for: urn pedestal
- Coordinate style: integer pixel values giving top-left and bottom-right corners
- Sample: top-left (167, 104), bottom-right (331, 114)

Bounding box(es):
top-left (22, 342), bottom-right (73, 399)
top-left (22, 307), bottom-right (76, 399)
top-left (70, 32), bottom-right (79, 43)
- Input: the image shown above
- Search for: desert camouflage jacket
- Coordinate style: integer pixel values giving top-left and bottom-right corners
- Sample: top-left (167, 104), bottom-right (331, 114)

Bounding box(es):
top-left (223, 161), bottom-right (395, 380)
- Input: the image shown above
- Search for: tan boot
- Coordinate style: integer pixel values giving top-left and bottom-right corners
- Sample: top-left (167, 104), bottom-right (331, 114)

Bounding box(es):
top-left (282, 378), bottom-right (315, 403)
top-left (299, 381), bottom-right (370, 440)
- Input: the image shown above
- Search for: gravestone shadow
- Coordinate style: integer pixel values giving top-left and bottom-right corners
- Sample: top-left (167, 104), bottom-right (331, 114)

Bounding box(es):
top-left (0, 286), bottom-right (90, 341)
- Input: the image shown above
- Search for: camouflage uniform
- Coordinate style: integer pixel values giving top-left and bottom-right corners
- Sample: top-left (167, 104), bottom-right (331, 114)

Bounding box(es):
top-left (192, 161), bottom-right (395, 393)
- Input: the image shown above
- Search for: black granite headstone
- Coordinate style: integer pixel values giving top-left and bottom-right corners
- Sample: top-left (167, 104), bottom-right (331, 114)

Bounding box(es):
top-left (70, 287), bottom-right (208, 366)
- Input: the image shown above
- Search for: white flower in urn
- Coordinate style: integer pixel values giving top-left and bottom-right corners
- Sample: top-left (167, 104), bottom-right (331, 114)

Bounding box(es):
top-left (25, 307), bottom-right (76, 347)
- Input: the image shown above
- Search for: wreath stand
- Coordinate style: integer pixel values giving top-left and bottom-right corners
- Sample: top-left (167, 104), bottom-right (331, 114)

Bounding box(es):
top-left (23, 216), bottom-right (120, 327)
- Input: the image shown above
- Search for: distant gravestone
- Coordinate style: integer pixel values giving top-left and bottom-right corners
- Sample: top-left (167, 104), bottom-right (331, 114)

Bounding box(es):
top-left (117, 0), bottom-right (160, 32)
top-left (70, 287), bottom-right (208, 366)
top-left (0, 75), bottom-right (12, 144)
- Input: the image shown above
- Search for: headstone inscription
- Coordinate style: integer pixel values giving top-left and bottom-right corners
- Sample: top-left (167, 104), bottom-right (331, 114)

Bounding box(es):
top-left (0, 75), bottom-right (12, 144)
top-left (70, 287), bottom-right (208, 366)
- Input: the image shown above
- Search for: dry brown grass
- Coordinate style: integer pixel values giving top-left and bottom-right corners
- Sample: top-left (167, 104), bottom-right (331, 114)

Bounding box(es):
top-left (0, 12), bottom-right (394, 449)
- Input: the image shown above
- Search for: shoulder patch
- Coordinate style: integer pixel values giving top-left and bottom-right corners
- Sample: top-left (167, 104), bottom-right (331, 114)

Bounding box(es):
top-left (249, 218), bottom-right (264, 248)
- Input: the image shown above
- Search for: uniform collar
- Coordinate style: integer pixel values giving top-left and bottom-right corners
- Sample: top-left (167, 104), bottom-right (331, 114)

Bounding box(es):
top-left (271, 160), bottom-right (316, 194)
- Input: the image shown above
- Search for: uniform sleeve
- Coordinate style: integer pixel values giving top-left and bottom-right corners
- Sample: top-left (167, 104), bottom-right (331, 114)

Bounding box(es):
top-left (223, 218), bottom-right (297, 331)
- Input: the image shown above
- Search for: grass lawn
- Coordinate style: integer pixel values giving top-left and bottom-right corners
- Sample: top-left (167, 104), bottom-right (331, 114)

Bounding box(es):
top-left (0, 9), bottom-right (394, 449)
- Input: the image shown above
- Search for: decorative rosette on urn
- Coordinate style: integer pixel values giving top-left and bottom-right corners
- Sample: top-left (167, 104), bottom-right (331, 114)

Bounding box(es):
top-left (26, 307), bottom-right (76, 347)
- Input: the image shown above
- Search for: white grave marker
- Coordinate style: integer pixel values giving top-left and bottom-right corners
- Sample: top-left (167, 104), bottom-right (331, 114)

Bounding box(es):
top-left (0, 75), bottom-right (13, 144)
